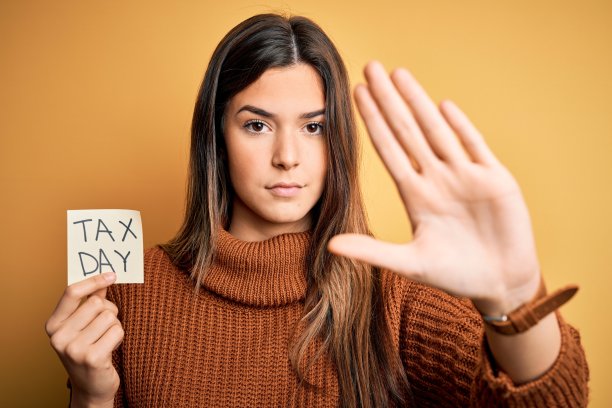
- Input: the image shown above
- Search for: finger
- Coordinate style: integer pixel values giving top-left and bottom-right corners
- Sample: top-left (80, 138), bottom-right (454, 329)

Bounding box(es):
top-left (363, 61), bottom-right (439, 170)
top-left (46, 272), bottom-right (116, 335)
top-left (440, 99), bottom-right (498, 166)
top-left (67, 324), bottom-right (124, 369)
top-left (391, 68), bottom-right (465, 162)
top-left (354, 84), bottom-right (419, 180)
top-left (48, 296), bottom-right (119, 352)
top-left (75, 309), bottom-right (121, 346)
top-left (90, 286), bottom-right (108, 300)
top-left (390, 68), bottom-right (467, 164)
top-left (92, 323), bottom-right (124, 356)
top-left (62, 295), bottom-right (118, 334)
top-left (328, 234), bottom-right (423, 280)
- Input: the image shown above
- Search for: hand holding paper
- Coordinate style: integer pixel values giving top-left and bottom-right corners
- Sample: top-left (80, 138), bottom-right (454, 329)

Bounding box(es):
top-left (45, 272), bottom-right (123, 407)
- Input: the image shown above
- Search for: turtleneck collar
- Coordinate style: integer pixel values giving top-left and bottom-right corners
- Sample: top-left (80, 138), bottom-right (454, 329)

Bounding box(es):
top-left (201, 228), bottom-right (311, 307)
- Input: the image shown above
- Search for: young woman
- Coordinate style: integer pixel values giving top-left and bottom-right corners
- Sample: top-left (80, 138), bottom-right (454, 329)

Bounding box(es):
top-left (46, 14), bottom-right (589, 407)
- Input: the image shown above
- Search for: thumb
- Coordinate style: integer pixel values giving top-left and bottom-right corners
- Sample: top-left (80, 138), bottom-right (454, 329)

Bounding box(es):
top-left (90, 286), bottom-right (108, 299)
top-left (90, 273), bottom-right (113, 299)
top-left (327, 233), bottom-right (423, 279)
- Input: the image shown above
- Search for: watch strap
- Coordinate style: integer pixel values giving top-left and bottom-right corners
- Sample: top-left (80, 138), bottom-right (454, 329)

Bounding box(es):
top-left (483, 280), bottom-right (579, 335)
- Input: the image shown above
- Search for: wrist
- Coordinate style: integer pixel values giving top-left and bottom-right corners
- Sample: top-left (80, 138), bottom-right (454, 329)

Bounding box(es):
top-left (473, 275), bottom-right (542, 317)
top-left (478, 278), bottom-right (578, 335)
top-left (71, 388), bottom-right (115, 408)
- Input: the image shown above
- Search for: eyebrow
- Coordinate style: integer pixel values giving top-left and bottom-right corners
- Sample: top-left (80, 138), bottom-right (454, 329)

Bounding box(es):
top-left (236, 105), bottom-right (325, 119)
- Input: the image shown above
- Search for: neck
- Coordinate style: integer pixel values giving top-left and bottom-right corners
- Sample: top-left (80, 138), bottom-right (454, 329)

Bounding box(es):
top-left (201, 227), bottom-right (311, 306)
top-left (229, 199), bottom-right (312, 242)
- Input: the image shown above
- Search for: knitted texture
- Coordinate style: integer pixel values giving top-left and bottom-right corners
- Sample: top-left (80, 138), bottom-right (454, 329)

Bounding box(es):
top-left (106, 229), bottom-right (589, 407)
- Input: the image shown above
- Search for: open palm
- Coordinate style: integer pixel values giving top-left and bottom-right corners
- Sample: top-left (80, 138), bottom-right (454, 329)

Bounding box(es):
top-left (329, 61), bottom-right (541, 316)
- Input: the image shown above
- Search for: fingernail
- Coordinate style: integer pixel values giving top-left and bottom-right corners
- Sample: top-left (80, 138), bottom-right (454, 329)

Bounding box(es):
top-left (102, 272), bottom-right (116, 282)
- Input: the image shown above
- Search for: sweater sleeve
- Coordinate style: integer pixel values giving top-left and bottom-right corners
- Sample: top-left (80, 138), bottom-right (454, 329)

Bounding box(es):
top-left (398, 281), bottom-right (589, 407)
top-left (472, 312), bottom-right (589, 406)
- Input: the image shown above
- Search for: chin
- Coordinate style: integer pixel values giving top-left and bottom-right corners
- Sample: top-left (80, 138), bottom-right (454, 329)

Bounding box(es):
top-left (258, 209), bottom-right (312, 227)
top-left (265, 214), bottom-right (309, 225)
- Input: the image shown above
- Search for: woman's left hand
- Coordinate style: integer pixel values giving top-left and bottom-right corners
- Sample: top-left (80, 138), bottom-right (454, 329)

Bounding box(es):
top-left (328, 61), bottom-right (541, 316)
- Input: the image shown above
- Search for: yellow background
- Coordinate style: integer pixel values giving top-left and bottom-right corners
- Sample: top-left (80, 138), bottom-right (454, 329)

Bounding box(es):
top-left (1, 0), bottom-right (610, 406)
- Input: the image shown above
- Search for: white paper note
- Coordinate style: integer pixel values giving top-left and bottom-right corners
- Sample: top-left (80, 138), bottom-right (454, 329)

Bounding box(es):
top-left (67, 209), bottom-right (144, 285)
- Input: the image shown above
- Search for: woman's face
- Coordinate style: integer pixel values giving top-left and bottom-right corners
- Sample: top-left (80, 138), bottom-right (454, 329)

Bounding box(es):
top-left (223, 63), bottom-right (328, 241)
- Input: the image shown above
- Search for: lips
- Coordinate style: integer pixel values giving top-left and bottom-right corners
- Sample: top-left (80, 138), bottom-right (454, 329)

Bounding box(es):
top-left (266, 182), bottom-right (304, 197)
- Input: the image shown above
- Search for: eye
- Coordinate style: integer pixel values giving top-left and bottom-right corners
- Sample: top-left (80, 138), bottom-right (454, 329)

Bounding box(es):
top-left (244, 120), bottom-right (271, 134)
top-left (303, 122), bottom-right (324, 135)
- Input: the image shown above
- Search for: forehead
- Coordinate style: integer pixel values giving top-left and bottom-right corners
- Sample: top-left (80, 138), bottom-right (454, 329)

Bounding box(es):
top-left (228, 63), bottom-right (325, 114)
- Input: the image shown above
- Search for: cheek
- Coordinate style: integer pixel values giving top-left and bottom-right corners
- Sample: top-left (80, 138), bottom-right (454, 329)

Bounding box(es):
top-left (225, 149), bottom-right (242, 188)
top-left (226, 143), bottom-right (266, 193)
top-left (228, 154), bottom-right (249, 177)
top-left (314, 143), bottom-right (329, 184)
top-left (229, 156), bottom-right (256, 187)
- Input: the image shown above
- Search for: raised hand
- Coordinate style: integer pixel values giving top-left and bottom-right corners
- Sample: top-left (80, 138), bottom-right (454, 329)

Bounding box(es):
top-left (329, 61), bottom-right (541, 316)
top-left (45, 273), bottom-right (123, 407)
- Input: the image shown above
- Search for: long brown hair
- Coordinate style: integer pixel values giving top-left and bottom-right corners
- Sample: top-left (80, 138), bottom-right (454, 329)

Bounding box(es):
top-left (161, 13), bottom-right (412, 407)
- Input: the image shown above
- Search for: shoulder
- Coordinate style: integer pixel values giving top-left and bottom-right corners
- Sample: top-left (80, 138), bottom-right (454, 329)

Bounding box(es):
top-left (380, 268), bottom-right (476, 314)
top-left (107, 246), bottom-right (188, 307)
top-left (379, 268), bottom-right (482, 337)
top-left (384, 270), bottom-right (483, 402)
top-left (143, 245), bottom-right (173, 270)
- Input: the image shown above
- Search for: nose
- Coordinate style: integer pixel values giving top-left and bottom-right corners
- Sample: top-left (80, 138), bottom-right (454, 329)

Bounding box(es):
top-left (271, 131), bottom-right (299, 170)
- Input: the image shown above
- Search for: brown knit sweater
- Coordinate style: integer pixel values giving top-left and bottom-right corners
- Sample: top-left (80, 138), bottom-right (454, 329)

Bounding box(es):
top-left (106, 229), bottom-right (589, 407)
